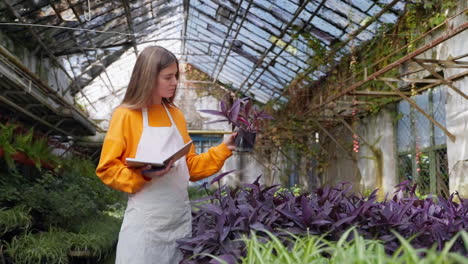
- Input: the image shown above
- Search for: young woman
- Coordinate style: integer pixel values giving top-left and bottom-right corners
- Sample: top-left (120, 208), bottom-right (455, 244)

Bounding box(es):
top-left (96, 46), bottom-right (236, 263)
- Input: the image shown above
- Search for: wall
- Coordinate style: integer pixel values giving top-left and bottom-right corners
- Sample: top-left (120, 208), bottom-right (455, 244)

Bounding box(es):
top-left (438, 1), bottom-right (468, 197)
top-left (404, 1), bottom-right (468, 196)
top-left (356, 107), bottom-right (398, 194)
top-left (321, 1), bottom-right (467, 196)
top-left (0, 31), bottom-right (74, 103)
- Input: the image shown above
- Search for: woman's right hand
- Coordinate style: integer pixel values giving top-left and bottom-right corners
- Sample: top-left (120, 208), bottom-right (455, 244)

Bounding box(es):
top-left (141, 160), bottom-right (175, 179)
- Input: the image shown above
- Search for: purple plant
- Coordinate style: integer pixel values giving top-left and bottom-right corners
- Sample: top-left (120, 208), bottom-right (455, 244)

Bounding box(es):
top-left (177, 178), bottom-right (467, 263)
top-left (199, 98), bottom-right (273, 133)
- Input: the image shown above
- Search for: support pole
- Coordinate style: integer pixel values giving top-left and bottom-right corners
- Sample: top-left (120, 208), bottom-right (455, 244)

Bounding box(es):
top-left (312, 120), bottom-right (355, 160)
top-left (337, 118), bottom-right (371, 147)
top-left (308, 22), bottom-right (468, 112)
top-left (384, 80), bottom-right (456, 142)
top-left (413, 58), bottom-right (468, 100)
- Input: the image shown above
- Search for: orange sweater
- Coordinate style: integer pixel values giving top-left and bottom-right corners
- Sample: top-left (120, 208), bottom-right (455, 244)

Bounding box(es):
top-left (96, 104), bottom-right (232, 194)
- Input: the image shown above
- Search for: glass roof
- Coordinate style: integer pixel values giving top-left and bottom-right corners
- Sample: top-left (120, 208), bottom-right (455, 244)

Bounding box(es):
top-left (0, 0), bottom-right (406, 127)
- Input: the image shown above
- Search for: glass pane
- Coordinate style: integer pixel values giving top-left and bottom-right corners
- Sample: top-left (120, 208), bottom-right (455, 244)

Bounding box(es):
top-left (414, 92), bottom-right (431, 148)
top-left (435, 148), bottom-right (449, 198)
top-left (417, 152), bottom-right (431, 195)
top-left (432, 87), bottom-right (447, 146)
top-left (397, 100), bottom-right (412, 152)
top-left (398, 154), bottom-right (413, 182)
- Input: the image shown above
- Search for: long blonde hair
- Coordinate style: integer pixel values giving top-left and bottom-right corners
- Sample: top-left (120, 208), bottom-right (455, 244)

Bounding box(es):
top-left (121, 46), bottom-right (179, 109)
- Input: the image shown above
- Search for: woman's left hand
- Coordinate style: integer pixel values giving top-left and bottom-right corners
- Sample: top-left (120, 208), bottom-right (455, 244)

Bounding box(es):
top-left (223, 132), bottom-right (237, 151)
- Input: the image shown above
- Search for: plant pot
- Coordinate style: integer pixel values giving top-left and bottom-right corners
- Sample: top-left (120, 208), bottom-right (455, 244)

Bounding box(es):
top-left (234, 130), bottom-right (256, 152)
top-left (0, 147), bottom-right (54, 170)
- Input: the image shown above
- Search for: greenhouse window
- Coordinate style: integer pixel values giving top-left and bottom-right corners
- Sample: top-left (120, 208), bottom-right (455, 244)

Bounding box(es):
top-left (396, 87), bottom-right (449, 197)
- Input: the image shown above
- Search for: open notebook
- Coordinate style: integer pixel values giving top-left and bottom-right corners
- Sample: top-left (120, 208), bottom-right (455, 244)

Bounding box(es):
top-left (126, 141), bottom-right (193, 168)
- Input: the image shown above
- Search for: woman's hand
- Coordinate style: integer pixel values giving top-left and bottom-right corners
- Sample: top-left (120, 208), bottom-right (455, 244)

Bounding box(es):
top-left (141, 160), bottom-right (175, 179)
top-left (223, 132), bottom-right (237, 151)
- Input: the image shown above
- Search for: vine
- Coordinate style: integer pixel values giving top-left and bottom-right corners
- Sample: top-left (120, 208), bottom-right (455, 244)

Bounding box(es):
top-left (256, 0), bottom-right (457, 186)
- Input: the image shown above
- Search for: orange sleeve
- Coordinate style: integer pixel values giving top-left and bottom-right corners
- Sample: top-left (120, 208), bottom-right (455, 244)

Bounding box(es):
top-left (174, 109), bottom-right (233, 181)
top-left (95, 108), bottom-right (148, 194)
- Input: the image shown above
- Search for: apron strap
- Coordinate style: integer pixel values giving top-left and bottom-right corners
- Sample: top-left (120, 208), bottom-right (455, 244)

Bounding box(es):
top-left (162, 103), bottom-right (176, 127)
top-left (142, 105), bottom-right (175, 128)
top-left (142, 108), bottom-right (149, 128)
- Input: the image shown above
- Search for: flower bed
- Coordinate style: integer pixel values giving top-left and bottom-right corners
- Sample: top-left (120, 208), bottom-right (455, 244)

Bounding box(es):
top-left (178, 177), bottom-right (467, 263)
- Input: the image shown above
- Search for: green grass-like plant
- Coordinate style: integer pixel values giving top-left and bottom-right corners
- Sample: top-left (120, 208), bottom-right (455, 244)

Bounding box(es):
top-left (5, 229), bottom-right (70, 264)
top-left (67, 214), bottom-right (122, 259)
top-left (0, 205), bottom-right (32, 237)
top-left (5, 214), bottom-right (122, 264)
top-left (239, 228), bottom-right (468, 264)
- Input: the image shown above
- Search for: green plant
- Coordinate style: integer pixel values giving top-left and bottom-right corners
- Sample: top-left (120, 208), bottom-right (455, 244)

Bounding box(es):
top-left (5, 229), bottom-right (70, 264)
top-left (239, 228), bottom-right (468, 264)
top-left (0, 124), bottom-right (58, 170)
top-left (5, 214), bottom-right (122, 264)
top-left (0, 123), bottom-right (17, 169)
top-left (275, 185), bottom-right (301, 197)
top-left (0, 205), bottom-right (32, 237)
top-left (0, 171), bottom-right (24, 204)
top-left (188, 185), bottom-right (211, 202)
top-left (67, 214), bottom-right (122, 259)
top-left (13, 129), bottom-right (56, 169)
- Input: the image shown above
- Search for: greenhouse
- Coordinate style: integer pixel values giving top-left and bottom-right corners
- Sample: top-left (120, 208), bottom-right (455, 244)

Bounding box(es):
top-left (0, 0), bottom-right (467, 263)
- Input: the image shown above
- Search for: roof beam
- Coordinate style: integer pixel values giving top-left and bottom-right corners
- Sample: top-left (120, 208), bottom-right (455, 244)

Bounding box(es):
top-left (413, 58), bottom-right (468, 100)
top-left (181, 0), bottom-right (190, 61)
top-left (307, 21), bottom-right (468, 112)
top-left (211, 0), bottom-right (254, 87)
top-left (384, 80), bottom-right (456, 142)
top-left (2, 0), bottom-right (98, 108)
top-left (64, 0), bottom-right (127, 95)
top-left (210, 0), bottom-right (246, 79)
top-left (121, 0), bottom-right (139, 56)
top-left (241, 0), bottom-right (327, 96)
top-left (237, 0), bottom-right (311, 95)
top-left (274, 0), bottom-right (401, 103)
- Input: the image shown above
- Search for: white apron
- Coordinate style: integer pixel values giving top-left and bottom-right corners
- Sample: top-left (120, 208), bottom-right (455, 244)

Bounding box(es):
top-left (116, 104), bottom-right (191, 264)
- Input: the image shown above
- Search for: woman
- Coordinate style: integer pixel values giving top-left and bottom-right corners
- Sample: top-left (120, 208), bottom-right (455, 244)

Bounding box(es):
top-left (96, 46), bottom-right (236, 263)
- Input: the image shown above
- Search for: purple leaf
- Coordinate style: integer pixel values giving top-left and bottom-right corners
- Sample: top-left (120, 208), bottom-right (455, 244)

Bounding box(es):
top-left (229, 100), bottom-right (242, 123)
top-left (210, 170), bottom-right (236, 185)
top-left (301, 196), bottom-right (313, 224)
top-left (205, 119), bottom-right (230, 124)
top-left (200, 204), bottom-right (223, 216)
top-left (199, 109), bottom-right (227, 117)
top-left (237, 116), bottom-right (250, 126)
top-left (310, 219), bottom-right (332, 225)
top-left (220, 101), bottom-right (227, 113)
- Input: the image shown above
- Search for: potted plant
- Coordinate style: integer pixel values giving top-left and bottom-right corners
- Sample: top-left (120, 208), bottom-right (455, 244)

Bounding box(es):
top-left (199, 98), bottom-right (273, 152)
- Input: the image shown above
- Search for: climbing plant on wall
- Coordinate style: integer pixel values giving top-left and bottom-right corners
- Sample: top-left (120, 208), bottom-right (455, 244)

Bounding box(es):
top-left (255, 0), bottom-right (458, 188)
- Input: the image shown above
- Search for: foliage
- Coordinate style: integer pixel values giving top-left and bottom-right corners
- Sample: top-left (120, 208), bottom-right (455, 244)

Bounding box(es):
top-left (178, 177), bottom-right (467, 263)
top-left (259, 0), bottom-right (459, 177)
top-left (0, 205), bottom-right (32, 237)
top-left (0, 122), bottom-right (125, 263)
top-left (5, 229), bottom-right (71, 264)
top-left (4, 214), bottom-right (121, 264)
top-left (239, 228), bottom-right (468, 264)
top-left (19, 157), bottom-right (125, 229)
top-left (275, 184), bottom-right (301, 197)
top-left (188, 185), bottom-right (213, 202)
top-left (67, 214), bottom-right (122, 258)
top-left (199, 97), bottom-right (273, 133)
top-left (0, 170), bottom-right (24, 204)
top-left (0, 123), bottom-right (17, 169)
top-left (0, 123), bottom-right (58, 170)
